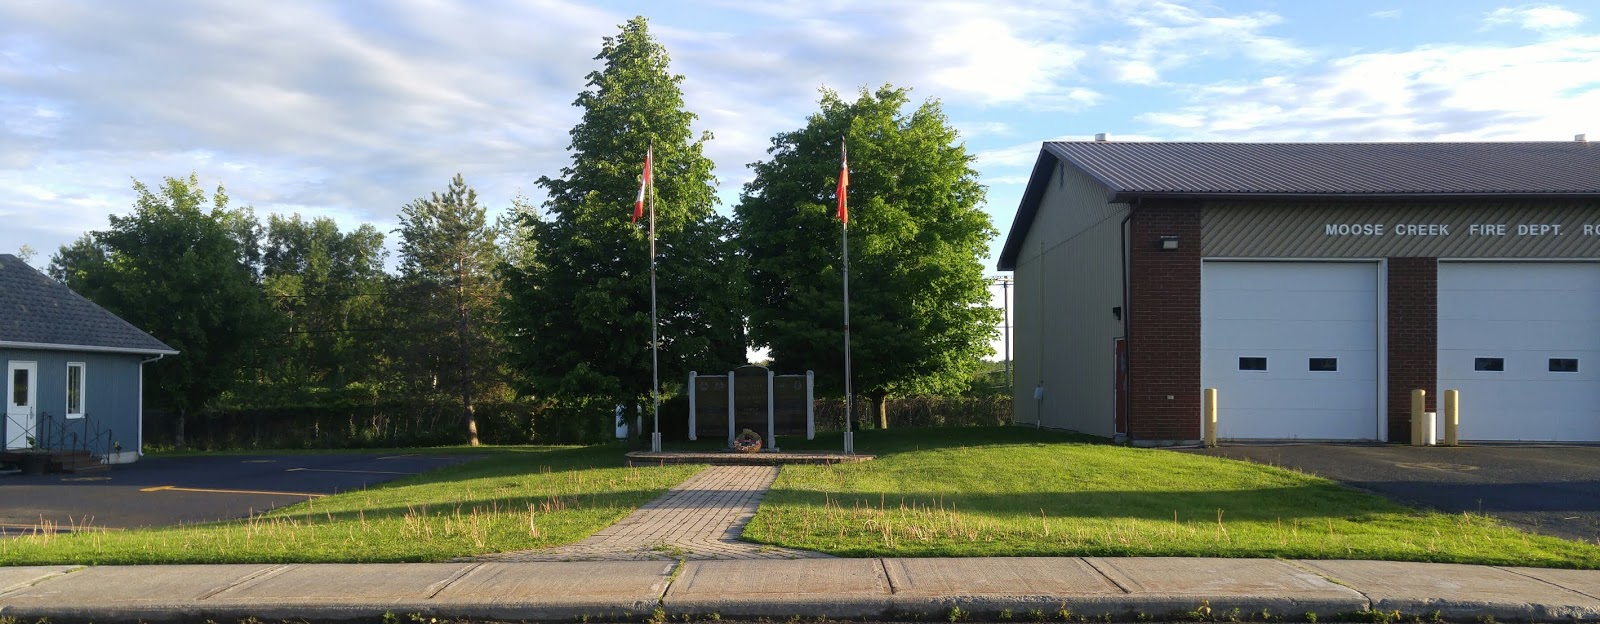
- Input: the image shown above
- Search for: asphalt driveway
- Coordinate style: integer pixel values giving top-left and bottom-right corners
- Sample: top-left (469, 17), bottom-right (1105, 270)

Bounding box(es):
top-left (1179, 444), bottom-right (1600, 543)
top-left (0, 452), bottom-right (475, 534)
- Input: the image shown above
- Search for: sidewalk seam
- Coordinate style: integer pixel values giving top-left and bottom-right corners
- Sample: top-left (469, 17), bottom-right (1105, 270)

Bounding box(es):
top-left (1495, 565), bottom-right (1600, 601)
top-left (425, 562), bottom-right (483, 599)
top-left (0, 566), bottom-right (81, 599)
top-left (659, 558), bottom-right (687, 607)
top-left (1282, 560), bottom-right (1373, 610)
top-left (1081, 557), bottom-right (1133, 594)
top-left (197, 564), bottom-right (290, 601)
top-left (879, 558), bottom-right (898, 594)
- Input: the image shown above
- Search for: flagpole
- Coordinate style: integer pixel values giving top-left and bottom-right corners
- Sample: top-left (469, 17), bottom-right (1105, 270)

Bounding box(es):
top-left (649, 143), bottom-right (661, 453)
top-left (843, 216), bottom-right (853, 455)
top-left (840, 139), bottom-right (854, 455)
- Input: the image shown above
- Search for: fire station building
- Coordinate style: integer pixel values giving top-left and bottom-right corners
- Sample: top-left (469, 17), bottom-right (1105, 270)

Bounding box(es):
top-left (997, 139), bottom-right (1600, 444)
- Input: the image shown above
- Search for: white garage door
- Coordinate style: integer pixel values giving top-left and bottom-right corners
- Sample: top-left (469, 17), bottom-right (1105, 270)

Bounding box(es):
top-left (1202, 261), bottom-right (1381, 440)
top-left (1438, 262), bottom-right (1600, 441)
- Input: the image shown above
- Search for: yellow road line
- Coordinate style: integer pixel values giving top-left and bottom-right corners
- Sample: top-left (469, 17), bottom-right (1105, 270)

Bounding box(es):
top-left (139, 485), bottom-right (326, 497)
top-left (284, 467), bottom-right (417, 475)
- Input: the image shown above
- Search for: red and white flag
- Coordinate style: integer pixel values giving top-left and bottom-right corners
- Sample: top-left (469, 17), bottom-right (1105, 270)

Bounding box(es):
top-left (837, 143), bottom-right (849, 225)
top-left (633, 147), bottom-right (653, 223)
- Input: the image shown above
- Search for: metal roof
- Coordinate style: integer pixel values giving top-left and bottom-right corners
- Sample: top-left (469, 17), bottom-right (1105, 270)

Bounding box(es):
top-left (0, 254), bottom-right (177, 355)
top-left (1049, 141), bottom-right (1600, 197)
top-left (997, 140), bottom-right (1600, 270)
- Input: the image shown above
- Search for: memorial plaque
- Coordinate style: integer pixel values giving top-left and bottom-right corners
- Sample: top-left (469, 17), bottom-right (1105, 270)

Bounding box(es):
top-left (693, 375), bottom-right (729, 439)
top-left (733, 365), bottom-right (770, 436)
top-left (772, 375), bottom-right (808, 435)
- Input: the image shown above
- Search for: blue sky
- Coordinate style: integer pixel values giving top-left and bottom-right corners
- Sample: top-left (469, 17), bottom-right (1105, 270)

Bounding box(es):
top-left (3, 0), bottom-right (1596, 358)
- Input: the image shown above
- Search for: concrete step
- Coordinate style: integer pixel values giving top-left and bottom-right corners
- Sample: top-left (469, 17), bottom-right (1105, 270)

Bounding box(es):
top-left (48, 451), bottom-right (107, 473)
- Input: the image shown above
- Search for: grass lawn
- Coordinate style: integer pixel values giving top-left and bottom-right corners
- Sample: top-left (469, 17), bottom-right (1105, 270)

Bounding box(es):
top-left (0, 444), bottom-right (701, 565)
top-left (743, 427), bottom-right (1600, 568)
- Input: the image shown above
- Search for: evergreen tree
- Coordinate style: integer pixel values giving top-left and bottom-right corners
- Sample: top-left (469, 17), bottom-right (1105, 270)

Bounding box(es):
top-left (735, 86), bottom-right (1000, 427)
top-left (502, 16), bottom-right (745, 439)
top-left (394, 174), bottom-right (505, 446)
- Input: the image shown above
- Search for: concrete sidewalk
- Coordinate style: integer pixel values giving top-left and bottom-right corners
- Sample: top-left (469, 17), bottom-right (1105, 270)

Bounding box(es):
top-left (4, 557), bottom-right (1600, 622)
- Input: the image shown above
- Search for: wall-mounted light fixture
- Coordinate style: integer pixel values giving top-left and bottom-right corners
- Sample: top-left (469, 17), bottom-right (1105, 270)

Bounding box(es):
top-left (1159, 235), bottom-right (1179, 251)
top-left (1112, 306), bottom-right (1122, 320)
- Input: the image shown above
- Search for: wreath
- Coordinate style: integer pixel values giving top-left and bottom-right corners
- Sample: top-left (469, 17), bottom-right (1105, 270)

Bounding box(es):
top-left (733, 428), bottom-right (763, 453)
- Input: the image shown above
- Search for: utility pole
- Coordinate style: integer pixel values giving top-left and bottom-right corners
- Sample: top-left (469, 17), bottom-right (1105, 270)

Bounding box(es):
top-left (990, 275), bottom-right (1014, 394)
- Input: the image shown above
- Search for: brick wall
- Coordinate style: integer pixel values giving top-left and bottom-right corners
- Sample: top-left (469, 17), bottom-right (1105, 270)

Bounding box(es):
top-left (1387, 257), bottom-right (1437, 443)
top-left (1128, 201), bottom-right (1202, 442)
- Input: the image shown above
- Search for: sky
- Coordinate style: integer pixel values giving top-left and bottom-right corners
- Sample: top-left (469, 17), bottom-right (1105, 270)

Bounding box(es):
top-left (3, 0), bottom-right (1596, 361)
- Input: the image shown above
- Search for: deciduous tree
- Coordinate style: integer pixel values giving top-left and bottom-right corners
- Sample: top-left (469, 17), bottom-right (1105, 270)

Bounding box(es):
top-left (735, 86), bottom-right (1000, 427)
top-left (48, 174), bottom-right (274, 447)
top-left (252, 215), bottom-right (390, 405)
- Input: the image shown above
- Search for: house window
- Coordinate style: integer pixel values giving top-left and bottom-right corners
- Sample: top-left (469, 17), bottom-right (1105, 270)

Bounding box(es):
top-left (1309, 358), bottom-right (1338, 372)
top-left (1550, 358), bottom-right (1579, 373)
top-left (1238, 357), bottom-right (1267, 371)
top-left (1474, 357), bottom-right (1504, 372)
top-left (66, 362), bottom-right (85, 418)
top-left (10, 369), bottom-right (25, 406)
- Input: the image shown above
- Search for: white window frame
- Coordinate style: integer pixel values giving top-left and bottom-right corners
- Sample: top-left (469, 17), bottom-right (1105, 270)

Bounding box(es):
top-left (66, 362), bottom-right (86, 418)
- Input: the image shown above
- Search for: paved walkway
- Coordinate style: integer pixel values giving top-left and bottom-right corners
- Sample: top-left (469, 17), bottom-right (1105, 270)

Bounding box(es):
top-left (476, 465), bottom-right (828, 561)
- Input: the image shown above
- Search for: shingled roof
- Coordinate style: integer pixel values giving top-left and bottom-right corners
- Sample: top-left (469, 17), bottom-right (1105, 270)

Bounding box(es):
top-left (0, 254), bottom-right (177, 355)
top-left (998, 140), bottom-right (1600, 270)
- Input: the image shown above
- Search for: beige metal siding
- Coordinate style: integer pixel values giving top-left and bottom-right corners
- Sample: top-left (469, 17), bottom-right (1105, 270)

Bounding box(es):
top-left (1204, 200), bottom-right (1600, 258)
top-left (1012, 161), bottom-right (1129, 437)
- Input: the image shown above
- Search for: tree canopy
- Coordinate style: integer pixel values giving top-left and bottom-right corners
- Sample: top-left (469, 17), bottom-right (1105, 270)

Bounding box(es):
top-left (502, 16), bottom-right (746, 435)
top-left (735, 86), bottom-right (1000, 425)
top-left (251, 214), bottom-right (390, 406)
top-left (49, 174), bottom-right (275, 440)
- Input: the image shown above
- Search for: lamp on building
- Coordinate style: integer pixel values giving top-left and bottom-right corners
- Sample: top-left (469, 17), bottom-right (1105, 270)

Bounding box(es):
top-left (1159, 236), bottom-right (1179, 251)
top-left (1112, 306), bottom-right (1122, 320)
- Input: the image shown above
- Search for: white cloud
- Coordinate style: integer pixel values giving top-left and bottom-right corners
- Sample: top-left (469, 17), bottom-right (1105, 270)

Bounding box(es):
top-left (1134, 35), bottom-right (1600, 142)
top-left (0, 0), bottom-right (621, 256)
top-left (1484, 4), bottom-right (1587, 32)
top-left (1095, 0), bottom-right (1312, 85)
top-left (1371, 9), bottom-right (1403, 19)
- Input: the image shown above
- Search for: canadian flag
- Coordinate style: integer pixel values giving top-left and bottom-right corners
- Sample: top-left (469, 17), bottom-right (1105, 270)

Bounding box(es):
top-left (633, 147), bottom-right (652, 224)
top-left (837, 143), bottom-right (849, 225)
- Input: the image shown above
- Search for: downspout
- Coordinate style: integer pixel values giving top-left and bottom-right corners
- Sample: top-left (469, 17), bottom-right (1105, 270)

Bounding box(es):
top-left (137, 353), bottom-right (166, 460)
top-left (1119, 206), bottom-right (1134, 443)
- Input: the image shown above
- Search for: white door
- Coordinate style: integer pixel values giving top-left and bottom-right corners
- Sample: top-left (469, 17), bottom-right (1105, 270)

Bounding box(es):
top-left (1202, 262), bottom-right (1380, 440)
top-left (6, 361), bottom-right (38, 450)
top-left (1438, 262), bottom-right (1600, 441)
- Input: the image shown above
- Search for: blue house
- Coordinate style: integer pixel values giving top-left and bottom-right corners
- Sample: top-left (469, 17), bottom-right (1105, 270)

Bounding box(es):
top-left (1, 254), bottom-right (176, 467)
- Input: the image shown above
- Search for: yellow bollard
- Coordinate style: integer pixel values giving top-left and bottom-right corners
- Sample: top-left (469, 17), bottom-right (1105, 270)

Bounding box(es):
top-left (1443, 389), bottom-right (1459, 446)
top-left (1203, 388), bottom-right (1218, 448)
top-left (1410, 389), bottom-right (1426, 446)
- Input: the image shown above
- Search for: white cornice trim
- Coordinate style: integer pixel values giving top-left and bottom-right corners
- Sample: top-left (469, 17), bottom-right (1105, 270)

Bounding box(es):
top-left (0, 341), bottom-right (178, 356)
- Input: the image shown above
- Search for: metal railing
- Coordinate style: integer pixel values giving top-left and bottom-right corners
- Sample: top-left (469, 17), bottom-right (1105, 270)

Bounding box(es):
top-left (33, 411), bottom-right (115, 463)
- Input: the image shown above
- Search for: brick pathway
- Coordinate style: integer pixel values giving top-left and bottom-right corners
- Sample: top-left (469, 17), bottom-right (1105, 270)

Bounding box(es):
top-left (475, 465), bottom-right (829, 561)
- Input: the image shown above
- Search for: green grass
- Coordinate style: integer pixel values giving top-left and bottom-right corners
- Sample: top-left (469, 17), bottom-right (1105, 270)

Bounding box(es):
top-left (742, 427), bottom-right (1600, 568)
top-left (0, 444), bottom-right (701, 565)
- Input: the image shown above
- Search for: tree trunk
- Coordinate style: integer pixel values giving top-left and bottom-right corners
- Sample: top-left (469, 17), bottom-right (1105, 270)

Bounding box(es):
top-left (458, 253), bottom-right (480, 447)
top-left (877, 395), bottom-right (889, 429)
top-left (464, 400), bottom-right (480, 446)
top-left (175, 407), bottom-right (186, 451)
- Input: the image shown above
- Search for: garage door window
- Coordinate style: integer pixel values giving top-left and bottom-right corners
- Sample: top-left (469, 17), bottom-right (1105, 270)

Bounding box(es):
top-left (1550, 358), bottom-right (1579, 373)
top-left (1309, 358), bottom-right (1338, 372)
top-left (1474, 357), bottom-right (1505, 372)
top-left (1238, 357), bottom-right (1267, 371)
